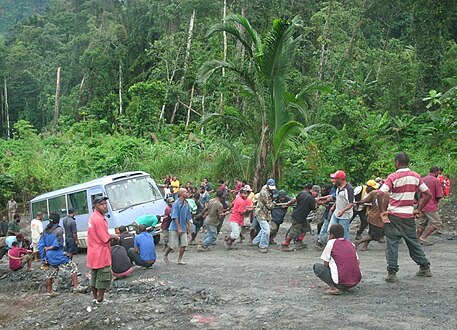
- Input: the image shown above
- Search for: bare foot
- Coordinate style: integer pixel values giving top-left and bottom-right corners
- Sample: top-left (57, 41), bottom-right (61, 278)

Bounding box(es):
top-left (163, 254), bottom-right (169, 264)
top-left (324, 288), bottom-right (341, 295)
top-left (361, 245), bottom-right (368, 251)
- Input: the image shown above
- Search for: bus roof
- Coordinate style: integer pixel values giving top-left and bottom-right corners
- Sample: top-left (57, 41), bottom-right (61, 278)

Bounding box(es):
top-left (30, 171), bottom-right (151, 202)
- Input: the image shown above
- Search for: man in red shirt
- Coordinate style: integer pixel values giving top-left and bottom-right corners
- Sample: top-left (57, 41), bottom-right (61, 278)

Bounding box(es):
top-left (416, 166), bottom-right (443, 246)
top-left (8, 241), bottom-right (33, 271)
top-left (378, 152), bottom-right (432, 283)
top-left (225, 187), bottom-right (252, 249)
top-left (87, 196), bottom-right (112, 304)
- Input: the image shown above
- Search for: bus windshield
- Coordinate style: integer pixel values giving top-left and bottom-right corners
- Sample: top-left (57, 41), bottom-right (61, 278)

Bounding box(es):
top-left (105, 176), bottom-right (162, 211)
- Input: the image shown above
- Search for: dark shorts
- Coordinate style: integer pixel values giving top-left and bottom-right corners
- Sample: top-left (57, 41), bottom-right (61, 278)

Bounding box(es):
top-left (368, 223), bottom-right (383, 241)
top-left (90, 266), bottom-right (112, 290)
top-left (65, 239), bottom-right (79, 254)
top-left (288, 219), bottom-right (311, 239)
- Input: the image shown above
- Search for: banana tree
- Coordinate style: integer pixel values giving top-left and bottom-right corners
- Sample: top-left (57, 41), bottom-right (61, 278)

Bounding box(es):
top-left (198, 15), bottom-right (304, 190)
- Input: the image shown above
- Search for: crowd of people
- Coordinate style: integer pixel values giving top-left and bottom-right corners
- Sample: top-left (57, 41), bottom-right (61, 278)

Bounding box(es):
top-left (0, 151), bottom-right (452, 298)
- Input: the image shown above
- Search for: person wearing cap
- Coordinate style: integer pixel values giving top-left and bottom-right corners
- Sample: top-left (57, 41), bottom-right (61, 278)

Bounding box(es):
top-left (30, 211), bottom-right (44, 262)
top-left (38, 213), bottom-right (86, 296)
top-left (225, 187), bottom-right (253, 249)
top-left (281, 184), bottom-right (321, 251)
top-left (269, 190), bottom-right (291, 244)
top-left (328, 170), bottom-right (355, 240)
top-left (416, 166), bottom-right (443, 246)
top-left (164, 188), bottom-right (192, 265)
top-left (63, 208), bottom-right (79, 258)
top-left (160, 197), bottom-right (174, 251)
top-left (352, 180), bottom-right (379, 240)
top-left (354, 180), bottom-right (383, 251)
top-left (252, 179), bottom-right (276, 253)
top-left (87, 196), bottom-right (112, 304)
top-left (378, 152), bottom-right (432, 283)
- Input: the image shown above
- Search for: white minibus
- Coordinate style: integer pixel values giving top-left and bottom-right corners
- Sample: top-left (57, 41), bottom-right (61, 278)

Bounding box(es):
top-left (30, 171), bottom-right (166, 247)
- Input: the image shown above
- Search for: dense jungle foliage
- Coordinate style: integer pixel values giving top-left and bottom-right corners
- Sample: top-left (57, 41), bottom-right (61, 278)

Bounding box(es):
top-left (0, 0), bottom-right (457, 207)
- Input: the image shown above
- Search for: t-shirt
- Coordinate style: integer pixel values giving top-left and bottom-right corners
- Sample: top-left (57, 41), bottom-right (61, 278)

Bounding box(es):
top-left (291, 190), bottom-right (316, 223)
top-left (161, 205), bottom-right (172, 230)
top-left (135, 215), bottom-right (159, 227)
top-left (334, 183), bottom-right (355, 219)
top-left (111, 245), bottom-right (132, 274)
top-left (321, 238), bottom-right (361, 287)
top-left (119, 232), bottom-right (135, 251)
top-left (186, 198), bottom-right (198, 215)
top-left (359, 190), bottom-right (383, 228)
top-left (379, 168), bottom-right (429, 218)
top-left (62, 215), bottom-right (77, 241)
top-left (8, 221), bottom-right (20, 235)
top-left (134, 231), bottom-right (157, 262)
top-left (229, 196), bottom-right (252, 225)
top-left (8, 246), bottom-right (28, 271)
top-left (7, 200), bottom-right (17, 211)
top-left (169, 199), bottom-right (192, 232)
top-left (87, 210), bottom-right (111, 269)
top-left (205, 198), bottom-right (224, 227)
top-left (30, 219), bottom-right (43, 244)
top-left (170, 180), bottom-right (180, 193)
top-left (421, 174), bottom-right (443, 213)
top-left (5, 236), bottom-right (21, 248)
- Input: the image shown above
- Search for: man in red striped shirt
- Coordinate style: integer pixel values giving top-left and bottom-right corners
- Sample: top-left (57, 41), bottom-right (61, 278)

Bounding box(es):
top-left (378, 152), bottom-right (432, 283)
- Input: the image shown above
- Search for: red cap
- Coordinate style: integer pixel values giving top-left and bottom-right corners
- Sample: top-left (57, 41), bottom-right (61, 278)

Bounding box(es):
top-left (331, 170), bottom-right (346, 180)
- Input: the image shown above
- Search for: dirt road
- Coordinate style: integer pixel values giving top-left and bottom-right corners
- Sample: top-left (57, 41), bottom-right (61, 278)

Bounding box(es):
top-left (1, 206), bottom-right (456, 329)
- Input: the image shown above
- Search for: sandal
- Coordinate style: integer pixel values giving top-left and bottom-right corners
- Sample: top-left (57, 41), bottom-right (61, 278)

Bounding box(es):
top-left (177, 261), bottom-right (187, 265)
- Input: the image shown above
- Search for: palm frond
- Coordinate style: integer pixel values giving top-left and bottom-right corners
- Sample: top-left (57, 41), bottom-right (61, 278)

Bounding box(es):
top-left (272, 120), bottom-right (303, 161)
top-left (225, 14), bottom-right (262, 53)
top-left (197, 60), bottom-right (257, 95)
top-left (206, 23), bottom-right (254, 58)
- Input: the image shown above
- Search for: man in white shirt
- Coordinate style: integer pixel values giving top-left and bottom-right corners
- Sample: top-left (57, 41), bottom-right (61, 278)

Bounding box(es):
top-left (30, 212), bottom-right (44, 261)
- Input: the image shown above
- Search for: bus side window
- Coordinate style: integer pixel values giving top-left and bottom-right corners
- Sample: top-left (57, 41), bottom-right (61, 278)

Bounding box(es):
top-left (48, 195), bottom-right (67, 217)
top-left (68, 190), bottom-right (89, 215)
top-left (31, 200), bottom-right (49, 221)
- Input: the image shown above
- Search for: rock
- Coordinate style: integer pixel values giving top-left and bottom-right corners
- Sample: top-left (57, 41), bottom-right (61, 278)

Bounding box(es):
top-left (103, 318), bottom-right (110, 325)
top-left (86, 306), bottom-right (92, 313)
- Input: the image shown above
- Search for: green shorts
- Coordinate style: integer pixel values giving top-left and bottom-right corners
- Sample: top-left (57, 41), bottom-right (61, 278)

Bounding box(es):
top-left (90, 266), bottom-right (112, 290)
top-left (288, 220), bottom-right (311, 239)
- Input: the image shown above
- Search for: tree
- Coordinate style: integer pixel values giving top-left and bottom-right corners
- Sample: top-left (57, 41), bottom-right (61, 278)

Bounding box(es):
top-left (198, 15), bottom-right (304, 189)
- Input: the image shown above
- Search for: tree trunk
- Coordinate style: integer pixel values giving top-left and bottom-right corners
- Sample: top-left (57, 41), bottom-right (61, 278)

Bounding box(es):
top-left (186, 83), bottom-right (195, 127)
top-left (317, 0), bottom-right (333, 82)
top-left (220, 0), bottom-right (227, 113)
top-left (171, 9), bottom-right (195, 124)
top-left (54, 67), bottom-right (61, 126)
top-left (119, 62), bottom-right (123, 115)
top-left (338, 0), bottom-right (371, 73)
top-left (3, 77), bottom-right (10, 140)
top-left (253, 125), bottom-right (268, 192)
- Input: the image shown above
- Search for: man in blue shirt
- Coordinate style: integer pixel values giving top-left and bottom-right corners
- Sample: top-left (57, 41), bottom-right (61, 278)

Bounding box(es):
top-left (38, 213), bottom-right (86, 296)
top-left (127, 224), bottom-right (156, 268)
top-left (164, 188), bottom-right (192, 265)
